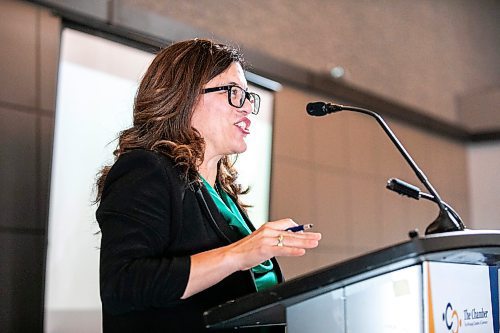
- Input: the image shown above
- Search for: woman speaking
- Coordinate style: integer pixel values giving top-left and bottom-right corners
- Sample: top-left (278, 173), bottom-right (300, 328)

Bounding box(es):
top-left (95, 39), bottom-right (321, 332)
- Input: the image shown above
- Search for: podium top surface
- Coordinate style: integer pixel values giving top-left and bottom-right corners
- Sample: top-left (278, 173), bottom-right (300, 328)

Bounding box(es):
top-left (204, 230), bottom-right (500, 329)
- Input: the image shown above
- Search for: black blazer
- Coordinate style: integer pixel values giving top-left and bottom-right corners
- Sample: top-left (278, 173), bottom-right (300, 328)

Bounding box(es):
top-left (96, 149), bottom-right (284, 332)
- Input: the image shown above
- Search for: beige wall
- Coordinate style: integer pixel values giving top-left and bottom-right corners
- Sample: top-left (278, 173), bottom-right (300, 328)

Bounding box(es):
top-left (128, 0), bottom-right (500, 125)
top-left (467, 142), bottom-right (500, 230)
top-left (271, 86), bottom-right (469, 278)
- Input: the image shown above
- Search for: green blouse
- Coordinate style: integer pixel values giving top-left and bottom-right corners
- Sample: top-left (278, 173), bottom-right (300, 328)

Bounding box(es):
top-left (201, 177), bottom-right (278, 291)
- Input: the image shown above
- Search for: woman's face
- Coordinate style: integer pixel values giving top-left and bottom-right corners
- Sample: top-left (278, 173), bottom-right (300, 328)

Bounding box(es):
top-left (191, 62), bottom-right (253, 161)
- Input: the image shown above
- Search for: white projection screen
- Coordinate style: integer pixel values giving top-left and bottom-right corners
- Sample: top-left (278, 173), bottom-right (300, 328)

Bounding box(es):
top-left (45, 29), bottom-right (274, 332)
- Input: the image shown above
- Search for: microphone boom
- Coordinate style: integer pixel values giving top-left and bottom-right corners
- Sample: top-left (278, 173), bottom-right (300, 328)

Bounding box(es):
top-left (306, 101), bottom-right (465, 235)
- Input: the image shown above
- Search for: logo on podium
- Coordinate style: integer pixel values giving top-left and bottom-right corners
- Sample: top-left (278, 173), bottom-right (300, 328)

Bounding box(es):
top-left (443, 302), bottom-right (462, 333)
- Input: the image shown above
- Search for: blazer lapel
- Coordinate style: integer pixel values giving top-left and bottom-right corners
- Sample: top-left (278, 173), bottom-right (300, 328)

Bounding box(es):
top-left (195, 185), bottom-right (285, 283)
top-left (195, 185), bottom-right (242, 244)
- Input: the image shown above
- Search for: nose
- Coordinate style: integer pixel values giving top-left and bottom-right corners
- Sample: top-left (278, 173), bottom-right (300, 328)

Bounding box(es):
top-left (239, 97), bottom-right (252, 115)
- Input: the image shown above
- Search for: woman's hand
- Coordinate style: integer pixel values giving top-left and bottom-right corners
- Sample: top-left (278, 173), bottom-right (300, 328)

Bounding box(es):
top-left (226, 219), bottom-right (322, 271)
top-left (182, 218), bottom-right (321, 299)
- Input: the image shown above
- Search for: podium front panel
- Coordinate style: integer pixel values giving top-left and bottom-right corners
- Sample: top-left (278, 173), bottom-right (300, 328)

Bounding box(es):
top-left (345, 265), bottom-right (423, 333)
top-left (286, 288), bottom-right (344, 333)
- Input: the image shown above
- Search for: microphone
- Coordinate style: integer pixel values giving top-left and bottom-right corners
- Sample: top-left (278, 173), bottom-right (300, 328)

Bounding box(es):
top-left (306, 102), bottom-right (342, 116)
top-left (386, 178), bottom-right (465, 229)
top-left (306, 101), bottom-right (465, 235)
top-left (386, 178), bottom-right (420, 200)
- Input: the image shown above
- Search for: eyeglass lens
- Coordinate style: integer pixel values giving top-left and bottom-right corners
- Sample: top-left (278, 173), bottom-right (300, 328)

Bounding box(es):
top-left (229, 86), bottom-right (259, 114)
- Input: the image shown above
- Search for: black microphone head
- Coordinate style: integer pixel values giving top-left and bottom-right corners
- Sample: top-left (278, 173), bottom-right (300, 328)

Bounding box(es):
top-left (306, 102), bottom-right (328, 116)
top-left (386, 178), bottom-right (421, 200)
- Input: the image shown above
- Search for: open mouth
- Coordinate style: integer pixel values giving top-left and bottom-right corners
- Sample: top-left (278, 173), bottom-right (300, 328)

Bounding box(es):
top-left (234, 118), bottom-right (251, 134)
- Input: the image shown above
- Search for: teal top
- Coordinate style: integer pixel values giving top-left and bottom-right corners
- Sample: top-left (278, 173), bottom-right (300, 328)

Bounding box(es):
top-left (201, 177), bottom-right (278, 291)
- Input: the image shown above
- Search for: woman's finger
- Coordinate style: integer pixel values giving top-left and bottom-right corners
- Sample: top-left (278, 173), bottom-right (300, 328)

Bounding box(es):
top-left (267, 233), bottom-right (320, 249)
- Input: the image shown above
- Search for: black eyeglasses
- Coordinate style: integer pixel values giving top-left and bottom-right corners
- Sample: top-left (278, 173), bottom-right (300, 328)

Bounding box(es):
top-left (201, 85), bottom-right (261, 115)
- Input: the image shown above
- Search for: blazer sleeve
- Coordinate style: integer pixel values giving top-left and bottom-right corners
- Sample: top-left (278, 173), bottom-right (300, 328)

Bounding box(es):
top-left (96, 150), bottom-right (190, 314)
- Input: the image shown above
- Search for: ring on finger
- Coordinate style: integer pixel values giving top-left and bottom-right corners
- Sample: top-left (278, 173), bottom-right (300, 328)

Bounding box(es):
top-left (277, 234), bottom-right (284, 247)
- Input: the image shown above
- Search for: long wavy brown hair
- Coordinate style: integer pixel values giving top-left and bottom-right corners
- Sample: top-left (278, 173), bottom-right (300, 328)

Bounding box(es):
top-left (96, 39), bottom-right (249, 204)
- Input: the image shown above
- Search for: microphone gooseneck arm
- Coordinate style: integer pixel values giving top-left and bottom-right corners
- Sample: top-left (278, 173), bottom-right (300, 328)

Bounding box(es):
top-left (307, 102), bottom-right (465, 234)
top-left (338, 104), bottom-right (445, 206)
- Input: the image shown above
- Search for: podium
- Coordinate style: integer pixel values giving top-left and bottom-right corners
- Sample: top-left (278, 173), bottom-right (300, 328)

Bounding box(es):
top-left (204, 230), bottom-right (500, 332)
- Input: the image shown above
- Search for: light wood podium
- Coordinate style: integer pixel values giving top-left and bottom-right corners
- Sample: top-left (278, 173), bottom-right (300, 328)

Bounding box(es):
top-left (204, 231), bottom-right (500, 332)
